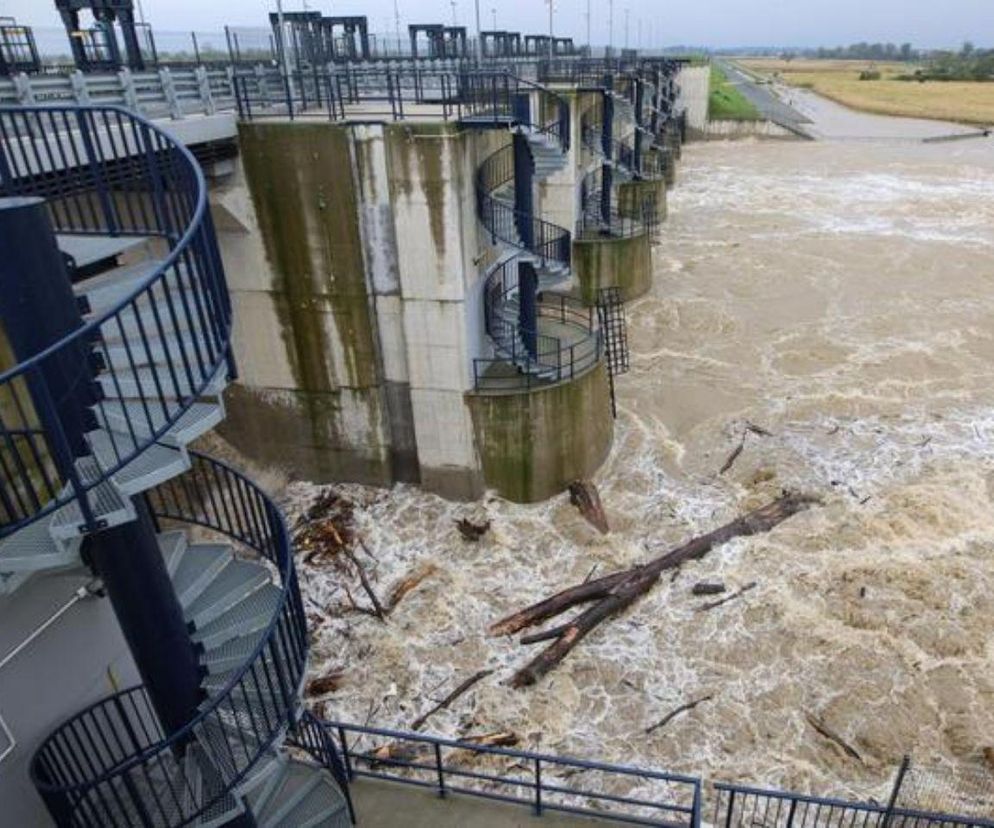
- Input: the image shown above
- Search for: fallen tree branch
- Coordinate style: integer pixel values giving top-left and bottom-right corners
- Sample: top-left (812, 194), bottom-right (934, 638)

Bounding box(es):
top-left (385, 563), bottom-right (437, 612)
top-left (696, 581), bottom-right (757, 612)
top-left (411, 669), bottom-right (494, 731)
top-left (645, 695), bottom-right (713, 734)
top-left (345, 549), bottom-right (386, 621)
top-left (805, 712), bottom-right (863, 763)
top-left (490, 493), bottom-right (819, 688)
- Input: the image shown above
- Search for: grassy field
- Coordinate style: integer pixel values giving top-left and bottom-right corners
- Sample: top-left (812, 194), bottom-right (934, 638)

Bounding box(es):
top-left (709, 65), bottom-right (762, 121)
top-left (739, 58), bottom-right (994, 125)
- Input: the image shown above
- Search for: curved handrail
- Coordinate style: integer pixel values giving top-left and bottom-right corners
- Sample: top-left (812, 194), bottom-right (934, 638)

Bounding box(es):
top-left (30, 451), bottom-right (307, 827)
top-left (475, 144), bottom-right (572, 266)
top-left (578, 167), bottom-right (650, 240)
top-left (475, 255), bottom-right (600, 391)
top-left (0, 105), bottom-right (232, 539)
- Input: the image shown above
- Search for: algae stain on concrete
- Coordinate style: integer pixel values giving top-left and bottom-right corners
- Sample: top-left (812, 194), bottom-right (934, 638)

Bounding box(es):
top-left (467, 365), bottom-right (613, 502)
top-left (237, 122), bottom-right (385, 468)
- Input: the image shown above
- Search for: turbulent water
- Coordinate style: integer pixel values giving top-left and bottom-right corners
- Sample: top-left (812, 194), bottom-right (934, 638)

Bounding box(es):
top-left (292, 132), bottom-right (994, 805)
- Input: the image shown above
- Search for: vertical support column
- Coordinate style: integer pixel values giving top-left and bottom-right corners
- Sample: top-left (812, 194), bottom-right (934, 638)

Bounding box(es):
top-left (601, 88), bottom-right (615, 222)
top-left (512, 129), bottom-right (534, 251)
top-left (59, 9), bottom-right (89, 71)
top-left (517, 260), bottom-right (538, 359)
top-left (94, 12), bottom-right (123, 70)
top-left (85, 497), bottom-right (204, 740)
top-left (0, 197), bottom-right (93, 466)
top-left (633, 78), bottom-right (645, 174)
top-left (117, 8), bottom-right (145, 70)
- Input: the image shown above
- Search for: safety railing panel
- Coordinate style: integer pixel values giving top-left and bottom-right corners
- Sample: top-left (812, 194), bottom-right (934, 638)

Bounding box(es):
top-left (475, 143), bottom-right (572, 267)
top-left (475, 256), bottom-right (601, 392)
top-left (327, 720), bottom-right (702, 828)
top-left (0, 105), bottom-right (232, 539)
top-left (30, 452), bottom-right (307, 828)
top-left (714, 783), bottom-right (994, 828)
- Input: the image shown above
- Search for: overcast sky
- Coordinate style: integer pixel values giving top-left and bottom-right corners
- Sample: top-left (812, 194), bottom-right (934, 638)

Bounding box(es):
top-left (5, 0), bottom-right (989, 49)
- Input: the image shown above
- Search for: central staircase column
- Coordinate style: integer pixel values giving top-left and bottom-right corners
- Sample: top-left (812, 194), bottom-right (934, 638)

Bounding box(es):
top-left (634, 79), bottom-right (645, 174)
top-left (512, 130), bottom-right (534, 250)
top-left (0, 197), bottom-right (93, 471)
top-left (517, 260), bottom-right (539, 359)
top-left (601, 87), bottom-right (615, 223)
top-left (85, 497), bottom-right (204, 739)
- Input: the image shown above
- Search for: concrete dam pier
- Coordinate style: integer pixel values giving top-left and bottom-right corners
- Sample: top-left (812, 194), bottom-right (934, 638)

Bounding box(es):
top-left (211, 64), bottom-right (700, 503)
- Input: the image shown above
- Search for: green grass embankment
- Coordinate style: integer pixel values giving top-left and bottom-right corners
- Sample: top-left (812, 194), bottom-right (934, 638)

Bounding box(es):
top-left (708, 66), bottom-right (762, 121)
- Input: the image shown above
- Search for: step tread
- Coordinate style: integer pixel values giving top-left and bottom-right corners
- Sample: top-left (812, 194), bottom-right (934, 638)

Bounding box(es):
top-left (185, 558), bottom-right (270, 629)
top-left (157, 530), bottom-right (188, 577)
top-left (86, 428), bottom-right (189, 495)
top-left (60, 233), bottom-right (150, 270)
top-left (0, 512), bottom-right (77, 572)
top-left (171, 543), bottom-right (232, 609)
top-left (200, 626), bottom-right (270, 674)
top-left (93, 399), bottom-right (224, 446)
top-left (192, 583), bottom-right (282, 650)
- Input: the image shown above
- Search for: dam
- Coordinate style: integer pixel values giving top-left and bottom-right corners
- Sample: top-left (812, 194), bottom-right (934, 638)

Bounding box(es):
top-left (0, 4), bottom-right (991, 827)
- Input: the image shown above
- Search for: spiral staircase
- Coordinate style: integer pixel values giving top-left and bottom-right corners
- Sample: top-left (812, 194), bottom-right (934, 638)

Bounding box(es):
top-left (468, 72), bottom-right (601, 385)
top-left (0, 105), bottom-right (351, 826)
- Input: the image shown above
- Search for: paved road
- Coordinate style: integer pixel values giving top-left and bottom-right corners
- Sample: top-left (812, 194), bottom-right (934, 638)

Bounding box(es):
top-left (715, 59), bottom-right (812, 130)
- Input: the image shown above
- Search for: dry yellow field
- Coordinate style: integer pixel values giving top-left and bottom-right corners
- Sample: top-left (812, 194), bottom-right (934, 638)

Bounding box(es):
top-left (739, 58), bottom-right (994, 125)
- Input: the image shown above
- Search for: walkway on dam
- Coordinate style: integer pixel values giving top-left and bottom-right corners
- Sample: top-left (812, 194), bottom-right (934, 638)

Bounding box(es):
top-left (715, 59), bottom-right (811, 131)
top-left (351, 778), bottom-right (650, 826)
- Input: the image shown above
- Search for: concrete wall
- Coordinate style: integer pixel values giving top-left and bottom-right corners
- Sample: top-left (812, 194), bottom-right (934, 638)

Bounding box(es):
top-left (573, 230), bottom-right (653, 305)
top-left (215, 108), bottom-right (620, 504)
top-left (677, 66), bottom-right (711, 135)
top-left (618, 178), bottom-right (668, 224)
top-left (466, 363), bottom-right (613, 503)
top-left (214, 123), bottom-right (400, 486)
top-left (0, 572), bottom-right (139, 828)
top-left (705, 119), bottom-right (799, 140)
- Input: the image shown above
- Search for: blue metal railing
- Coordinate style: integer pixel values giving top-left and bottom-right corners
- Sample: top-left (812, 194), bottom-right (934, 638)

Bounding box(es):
top-left (713, 782), bottom-right (994, 828)
top-left (474, 143), bottom-right (572, 267)
top-left (325, 719), bottom-right (702, 827)
top-left (30, 452), bottom-right (311, 828)
top-left (0, 105), bottom-right (232, 538)
top-left (475, 255), bottom-right (601, 391)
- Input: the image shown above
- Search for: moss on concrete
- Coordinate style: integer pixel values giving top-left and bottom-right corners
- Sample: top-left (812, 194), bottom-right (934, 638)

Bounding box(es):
top-left (466, 365), bottom-right (613, 503)
top-left (221, 383), bottom-right (393, 485)
top-left (238, 122), bottom-right (377, 392)
top-left (617, 178), bottom-right (668, 224)
top-left (572, 230), bottom-right (653, 305)
top-left (233, 122), bottom-right (392, 483)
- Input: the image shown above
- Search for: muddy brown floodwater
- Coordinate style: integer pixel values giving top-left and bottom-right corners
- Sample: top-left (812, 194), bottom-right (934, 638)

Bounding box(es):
top-left (294, 130), bottom-right (994, 807)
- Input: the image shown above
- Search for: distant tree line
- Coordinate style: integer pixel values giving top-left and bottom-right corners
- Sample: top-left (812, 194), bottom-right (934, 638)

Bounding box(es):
top-left (806, 42), bottom-right (917, 61)
top-left (775, 41), bottom-right (993, 81)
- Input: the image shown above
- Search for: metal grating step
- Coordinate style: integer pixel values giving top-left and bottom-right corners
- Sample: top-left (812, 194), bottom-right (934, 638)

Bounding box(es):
top-left (97, 328), bottom-right (219, 374)
top-left (257, 761), bottom-right (350, 828)
top-left (58, 233), bottom-right (151, 271)
top-left (192, 583), bottom-right (282, 651)
top-left (86, 428), bottom-right (190, 496)
top-left (170, 543), bottom-right (232, 609)
top-left (49, 475), bottom-right (135, 542)
top-left (0, 512), bottom-right (80, 573)
top-left (97, 363), bottom-right (228, 403)
top-left (200, 627), bottom-right (270, 675)
top-left (92, 400), bottom-right (224, 447)
top-left (184, 558), bottom-right (270, 629)
top-left (157, 530), bottom-right (188, 577)
top-left (182, 744), bottom-right (245, 828)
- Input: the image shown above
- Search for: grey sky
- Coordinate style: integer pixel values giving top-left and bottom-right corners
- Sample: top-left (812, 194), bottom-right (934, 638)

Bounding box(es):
top-left (4, 0), bottom-right (989, 49)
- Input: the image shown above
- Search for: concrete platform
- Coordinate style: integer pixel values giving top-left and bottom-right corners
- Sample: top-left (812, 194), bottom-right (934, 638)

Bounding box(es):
top-left (351, 777), bottom-right (645, 827)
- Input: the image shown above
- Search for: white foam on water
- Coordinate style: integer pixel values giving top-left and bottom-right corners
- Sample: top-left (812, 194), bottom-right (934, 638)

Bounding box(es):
top-left (290, 137), bottom-right (994, 809)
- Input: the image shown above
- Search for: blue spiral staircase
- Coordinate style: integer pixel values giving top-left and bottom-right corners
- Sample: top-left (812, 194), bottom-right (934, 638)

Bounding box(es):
top-left (466, 73), bottom-right (601, 385)
top-left (0, 105), bottom-right (351, 827)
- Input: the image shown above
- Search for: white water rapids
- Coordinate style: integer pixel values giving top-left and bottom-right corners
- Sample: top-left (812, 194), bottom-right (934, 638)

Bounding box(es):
top-left (280, 131), bottom-right (994, 808)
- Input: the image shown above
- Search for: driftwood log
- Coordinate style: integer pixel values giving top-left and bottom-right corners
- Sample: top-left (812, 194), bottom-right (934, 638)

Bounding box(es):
top-left (490, 493), bottom-right (818, 688)
top-left (568, 481), bottom-right (610, 534)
